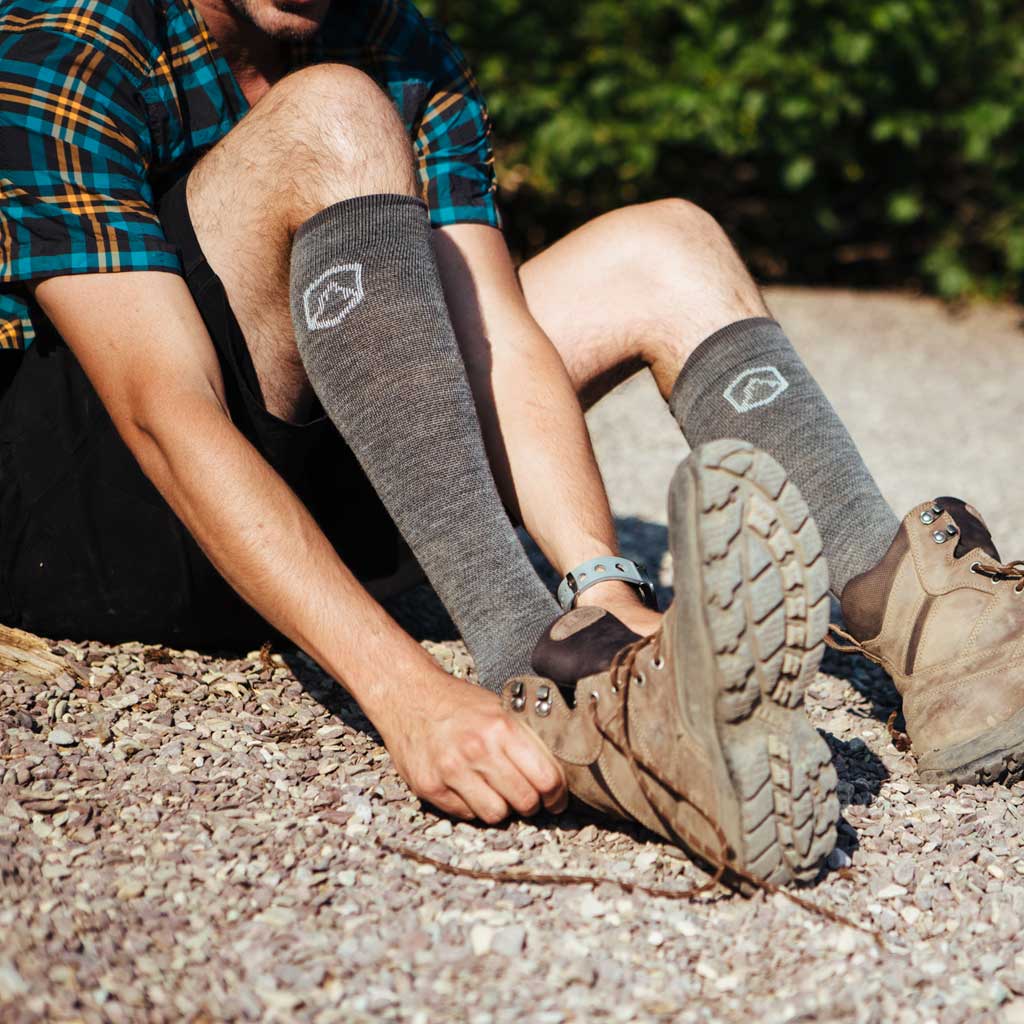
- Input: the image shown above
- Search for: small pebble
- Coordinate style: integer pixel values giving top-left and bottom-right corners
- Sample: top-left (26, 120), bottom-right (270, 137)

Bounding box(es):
top-left (4, 799), bottom-right (29, 822)
top-left (827, 847), bottom-right (852, 870)
top-left (877, 884), bottom-right (908, 900)
top-left (893, 859), bottom-right (916, 886)
top-left (115, 879), bottom-right (145, 901)
top-left (470, 925), bottom-right (494, 957)
top-left (477, 849), bottom-right (521, 869)
top-left (491, 926), bottom-right (526, 956)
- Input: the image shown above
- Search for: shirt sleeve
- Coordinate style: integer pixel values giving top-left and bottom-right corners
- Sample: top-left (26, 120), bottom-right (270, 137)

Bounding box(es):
top-left (0, 27), bottom-right (181, 348)
top-left (415, 23), bottom-right (501, 231)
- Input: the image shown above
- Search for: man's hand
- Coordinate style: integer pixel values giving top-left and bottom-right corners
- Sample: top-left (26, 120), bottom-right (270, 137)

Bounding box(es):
top-left (375, 675), bottom-right (568, 823)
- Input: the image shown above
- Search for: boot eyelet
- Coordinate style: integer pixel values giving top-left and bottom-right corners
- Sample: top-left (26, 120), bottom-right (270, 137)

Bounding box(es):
top-left (510, 680), bottom-right (526, 711)
top-left (970, 561), bottom-right (982, 574)
top-left (590, 690), bottom-right (600, 703)
top-left (535, 685), bottom-right (552, 717)
top-left (634, 672), bottom-right (646, 688)
top-left (932, 531), bottom-right (948, 544)
top-left (652, 656), bottom-right (665, 671)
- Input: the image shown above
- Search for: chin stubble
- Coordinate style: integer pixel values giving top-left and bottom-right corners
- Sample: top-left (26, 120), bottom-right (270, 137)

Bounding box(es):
top-left (224, 0), bottom-right (323, 41)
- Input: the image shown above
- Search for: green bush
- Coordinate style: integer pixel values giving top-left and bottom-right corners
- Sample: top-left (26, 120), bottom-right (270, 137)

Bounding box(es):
top-left (423, 0), bottom-right (1024, 298)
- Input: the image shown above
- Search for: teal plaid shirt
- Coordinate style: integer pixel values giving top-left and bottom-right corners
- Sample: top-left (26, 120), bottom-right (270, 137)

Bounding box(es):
top-left (0, 0), bottom-right (500, 349)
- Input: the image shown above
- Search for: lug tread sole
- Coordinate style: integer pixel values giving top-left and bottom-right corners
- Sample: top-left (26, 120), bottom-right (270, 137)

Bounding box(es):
top-left (683, 440), bottom-right (839, 885)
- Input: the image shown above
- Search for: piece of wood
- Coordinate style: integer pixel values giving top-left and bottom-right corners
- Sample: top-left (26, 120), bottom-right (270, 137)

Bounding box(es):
top-left (0, 624), bottom-right (67, 678)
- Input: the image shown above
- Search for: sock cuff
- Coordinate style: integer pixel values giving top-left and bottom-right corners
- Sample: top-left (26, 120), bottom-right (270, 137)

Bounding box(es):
top-left (669, 317), bottom-right (791, 424)
top-left (294, 193), bottom-right (429, 250)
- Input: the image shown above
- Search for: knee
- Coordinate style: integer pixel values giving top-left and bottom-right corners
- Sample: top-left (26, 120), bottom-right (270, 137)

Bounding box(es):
top-left (264, 64), bottom-right (415, 196)
top-left (610, 198), bottom-right (764, 316)
top-left (590, 198), bottom-right (765, 372)
top-left (623, 198), bottom-right (733, 267)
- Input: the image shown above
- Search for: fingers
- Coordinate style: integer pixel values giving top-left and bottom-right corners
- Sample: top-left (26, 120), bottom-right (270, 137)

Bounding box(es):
top-left (463, 717), bottom-right (567, 820)
top-left (476, 754), bottom-right (543, 819)
top-left (450, 772), bottom-right (511, 825)
top-left (427, 790), bottom-right (474, 821)
top-left (505, 724), bottom-right (569, 814)
top-left (406, 703), bottom-right (568, 825)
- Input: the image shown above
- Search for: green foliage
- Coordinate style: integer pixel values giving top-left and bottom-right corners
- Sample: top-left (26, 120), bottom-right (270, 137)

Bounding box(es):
top-left (422, 0), bottom-right (1024, 298)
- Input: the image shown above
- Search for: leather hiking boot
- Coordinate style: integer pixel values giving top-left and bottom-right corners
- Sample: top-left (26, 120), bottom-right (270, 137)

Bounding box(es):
top-left (832, 496), bottom-right (1024, 786)
top-left (502, 440), bottom-right (839, 886)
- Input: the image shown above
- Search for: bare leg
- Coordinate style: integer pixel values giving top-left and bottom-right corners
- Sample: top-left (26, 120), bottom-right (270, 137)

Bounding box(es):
top-left (185, 64), bottom-right (418, 423)
top-left (518, 198), bottom-right (768, 406)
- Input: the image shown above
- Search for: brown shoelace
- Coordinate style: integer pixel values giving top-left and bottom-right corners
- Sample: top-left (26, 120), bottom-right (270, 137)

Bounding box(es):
top-left (381, 631), bottom-right (881, 946)
top-left (971, 558), bottom-right (1024, 593)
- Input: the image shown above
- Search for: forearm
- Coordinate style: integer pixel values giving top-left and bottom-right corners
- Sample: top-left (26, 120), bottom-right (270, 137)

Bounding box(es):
top-left (473, 323), bottom-right (619, 570)
top-left (126, 395), bottom-right (444, 718)
top-left (467, 325), bottom-right (653, 616)
top-left (434, 228), bottom-right (621, 576)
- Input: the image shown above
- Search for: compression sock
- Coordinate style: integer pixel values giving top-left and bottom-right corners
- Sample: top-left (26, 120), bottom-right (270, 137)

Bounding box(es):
top-left (290, 194), bottom-right (559, 690)
top-left (669, 317), bottom-right (899, 595)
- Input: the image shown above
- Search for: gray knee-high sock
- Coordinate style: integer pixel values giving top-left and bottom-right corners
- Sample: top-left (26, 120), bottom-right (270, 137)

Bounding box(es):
top-left (669, 317), bottom-right (899, 595)
top-left (290, 194), bottom-right (558, 690)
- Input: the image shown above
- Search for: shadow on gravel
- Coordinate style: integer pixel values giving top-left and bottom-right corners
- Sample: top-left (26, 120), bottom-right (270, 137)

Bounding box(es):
top-left (384, 583), bottom-right (458, 643)
top-left (612, 516), bottom-right (674, 608)
top-left (283, 649), bottom-right (384, 744)
top-left (821, 597), bottom-right (902, 720)
top-left (824, 733), bottom-right (888, 866)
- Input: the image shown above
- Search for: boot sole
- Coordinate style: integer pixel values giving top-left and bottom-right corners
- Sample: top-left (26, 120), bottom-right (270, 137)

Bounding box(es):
top-left (917, 709), bottom-right (1024, 787)
top-left (671, 440), bottom-right (839, 885)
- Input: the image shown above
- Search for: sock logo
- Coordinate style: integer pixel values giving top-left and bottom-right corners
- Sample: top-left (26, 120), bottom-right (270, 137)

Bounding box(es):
top-left (723, 365), bottom-right (789, 412)
top-left (303, 264), bottom-right (364, 330)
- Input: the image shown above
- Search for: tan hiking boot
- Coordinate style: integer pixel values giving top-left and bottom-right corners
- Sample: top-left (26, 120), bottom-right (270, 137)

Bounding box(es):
top-left (503, 440), bottom-right (839, 886)
top-left (833, 496), bottom-right (1024, 786)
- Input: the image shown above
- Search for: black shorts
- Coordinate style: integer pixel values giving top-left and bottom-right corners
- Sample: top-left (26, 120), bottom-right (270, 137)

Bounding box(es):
top-left (0, 172), bottom-right (403, 650)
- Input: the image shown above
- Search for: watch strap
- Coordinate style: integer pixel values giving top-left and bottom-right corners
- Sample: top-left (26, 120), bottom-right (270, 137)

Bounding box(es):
top-left (556, 556), bottom-right (658, 612)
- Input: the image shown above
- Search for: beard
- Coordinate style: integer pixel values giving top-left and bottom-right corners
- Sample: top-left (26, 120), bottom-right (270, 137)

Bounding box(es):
top-left (225, 0), bottom-right (328, 42)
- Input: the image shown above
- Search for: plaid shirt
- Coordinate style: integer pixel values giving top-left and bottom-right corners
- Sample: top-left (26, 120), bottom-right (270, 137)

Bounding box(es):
top-left (0, 0), bottom-right (500, 350)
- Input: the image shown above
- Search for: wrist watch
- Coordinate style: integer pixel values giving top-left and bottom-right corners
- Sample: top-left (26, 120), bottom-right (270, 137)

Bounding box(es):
top-left (556, 556), bottom-right (658, 612)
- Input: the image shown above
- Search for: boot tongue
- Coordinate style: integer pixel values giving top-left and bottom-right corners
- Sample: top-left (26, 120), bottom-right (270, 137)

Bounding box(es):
top-left (935, 496), bottom-right (1001, 561)
top-left (532, 607), bottom-right (641, 689)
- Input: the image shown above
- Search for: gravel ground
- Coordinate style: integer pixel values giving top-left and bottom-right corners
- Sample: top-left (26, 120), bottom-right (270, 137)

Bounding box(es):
top-left (3, 288), bottom-right (1024, 1023)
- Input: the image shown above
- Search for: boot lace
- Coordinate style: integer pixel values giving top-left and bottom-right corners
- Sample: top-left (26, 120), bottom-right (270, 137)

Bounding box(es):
top-left (581, 633), bottom-right (879, 941)
top-left (971, 559), bottom-right (1024, 593)
top-left (592, 633), bottom-right (729, 894)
